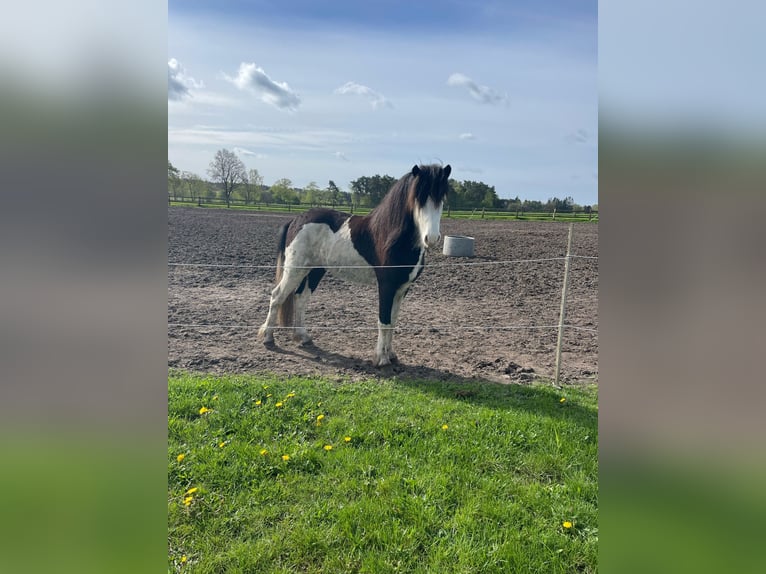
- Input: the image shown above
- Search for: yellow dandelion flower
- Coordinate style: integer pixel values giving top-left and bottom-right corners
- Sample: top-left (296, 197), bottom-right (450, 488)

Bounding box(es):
top-left (185, 487), bottom-right (198, 495)
top-left (282, 454), bottom-right (290, 461)
top-left (323, 444), bottom-right (333, 451)
top-left (199, 406), bottom-right (210, 415)
top-left (255, 400), bottom-right (262, 406)
top-left (286, 392), bottom-right (296, 398)
top-left (180, 555), bottom-right (187, 563)
top-left (275, 402), bottom-right (283, 408)
top-left (344, 436), bottom-right (352, 442)
top-left (183, 496), bottom-right (193, 506)
top-left (260, 449), bottom-right (268, 456)
top-left (176, 453), bottom-right (186, 463)
top-left (563, 521), bottom-right (573, 529)
top-left (218, 441), bottom-right (226, 448)
top-left (560, 397), bottom-right (566, 403)
top-left (442, 424), bottom-right (449, 430)
top-left (266, 393), bottom-right (272, 398)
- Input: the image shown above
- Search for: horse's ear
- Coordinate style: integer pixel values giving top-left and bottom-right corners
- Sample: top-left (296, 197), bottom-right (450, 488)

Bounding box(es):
top-left (443, 164), bottom-right (451, 179)
top-left (411, 165), bottom-right (420, 177)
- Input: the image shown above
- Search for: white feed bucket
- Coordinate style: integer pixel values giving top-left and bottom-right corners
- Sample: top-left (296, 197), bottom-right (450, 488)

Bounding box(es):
top-left (442, 235), bottom-right (475, 257)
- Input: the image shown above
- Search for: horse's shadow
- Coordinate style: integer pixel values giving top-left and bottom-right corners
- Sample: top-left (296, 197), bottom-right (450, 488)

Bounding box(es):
top-left (263, 341), bottom-right (596, 428)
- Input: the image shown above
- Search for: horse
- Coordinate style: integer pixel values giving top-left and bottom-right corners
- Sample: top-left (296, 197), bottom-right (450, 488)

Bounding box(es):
top-left (258, 163), bottom-right (451, 366)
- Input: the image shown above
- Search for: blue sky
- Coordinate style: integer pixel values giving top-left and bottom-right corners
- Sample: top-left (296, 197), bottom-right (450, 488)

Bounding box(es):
top-left (169, 1), bottom-right (598, 205)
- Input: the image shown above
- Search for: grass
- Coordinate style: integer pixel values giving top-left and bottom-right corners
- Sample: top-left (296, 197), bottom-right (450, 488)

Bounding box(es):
top-left (168, 372), bottom-right (598, 573)
top-left (168, 201), bottom-right (598, 223)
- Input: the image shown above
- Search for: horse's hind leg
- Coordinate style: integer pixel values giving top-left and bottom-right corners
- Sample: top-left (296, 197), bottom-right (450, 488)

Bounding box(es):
top-left (258, 265), bottom-right (309, 344)
top-left (292, 268), bottom-right (326, 345)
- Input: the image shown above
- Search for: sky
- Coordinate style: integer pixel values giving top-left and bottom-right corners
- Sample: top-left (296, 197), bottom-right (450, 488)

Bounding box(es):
top-left (168, 1), bottom-right (598, 205)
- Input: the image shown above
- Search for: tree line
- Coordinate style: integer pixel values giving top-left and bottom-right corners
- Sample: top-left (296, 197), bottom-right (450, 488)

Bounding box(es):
top-left (169, 148), bottom-right (596, 213)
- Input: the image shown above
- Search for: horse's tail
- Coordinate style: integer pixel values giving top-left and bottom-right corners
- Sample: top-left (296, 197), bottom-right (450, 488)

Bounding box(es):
top-left (275, 223), bottom-right (294, 328)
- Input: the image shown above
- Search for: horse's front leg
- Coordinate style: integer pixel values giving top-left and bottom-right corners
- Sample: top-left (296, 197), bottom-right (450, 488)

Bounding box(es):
top-left (375, 281), bottom-right (403, 367)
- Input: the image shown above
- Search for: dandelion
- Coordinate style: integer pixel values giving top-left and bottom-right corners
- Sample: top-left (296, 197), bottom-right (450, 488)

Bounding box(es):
top-left (176, 453), bottom-right (186, 463)
top-left (442, 424), bottom-right (449, 431)
top-left (180, 555), bottom-right (187, 563)
top-left (183, 497), bottom-right (193, 506)
top-left (324, 444), bottom-right (333, 451)
top-left (218, 441), bottom-right (226, 448)
top-left (267, 393), bottom-right (272, 398)
top-left (344, 436), bottom-right (352, 443)
top-left (275, 402), bottom-right (283, 408)
top-left (282, 454), bottom-right (290, 461)
top-left (559, 397), bottom-right (566, 403)
top-left (316, 414), bottom-right (325, 421)
top-left (286, 392), bottom-right (296, 398)
top-left (260, 449), bottom-right (268, 456)
top-left (199, 406), bottom-right (210, 415)
top-left (185, 487), bottom-right (198, 495)
top-left (255, 400), bottom-right (262, 406)
top-left (563, 521), bottom-right (573, 529)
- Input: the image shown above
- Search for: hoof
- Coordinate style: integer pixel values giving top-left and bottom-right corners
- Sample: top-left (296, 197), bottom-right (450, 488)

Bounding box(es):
top-left (292, 332), bottom-right (313, 346)
top-left (263, 339), bottom-right (276, 348)
top-left (374, 355), bottom-right (392, 368)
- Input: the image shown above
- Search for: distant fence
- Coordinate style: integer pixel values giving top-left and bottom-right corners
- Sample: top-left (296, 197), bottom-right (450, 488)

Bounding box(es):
top-left (169, 196), bottom-right (599, 222)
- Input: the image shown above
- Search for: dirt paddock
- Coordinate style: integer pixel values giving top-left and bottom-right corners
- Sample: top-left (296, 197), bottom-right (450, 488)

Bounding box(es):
top-left (168, 207), bottom-right (598, 384)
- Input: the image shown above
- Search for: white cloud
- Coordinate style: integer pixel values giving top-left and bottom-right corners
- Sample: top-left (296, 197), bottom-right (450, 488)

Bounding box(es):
top-left (564, 128), bottom-right (590, 144)
top-left (334, 81), bottom-right (393, 110)
top-left (225, 62), bottom-right (301, 111)
top-left (168, 58), bottom-right (203, 101)
top-left (459, 132), bottom-right (475, 140)
top-left (333, 151), bottom-right (349, 161)
top-left (233, 147), bottom-right (266, 159)
top-left (447, 72), bottom-right (507, 105)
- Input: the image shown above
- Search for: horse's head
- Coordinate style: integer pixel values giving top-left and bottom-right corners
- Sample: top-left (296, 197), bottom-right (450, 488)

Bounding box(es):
top-left (409, 163), bottom-right (451, 248)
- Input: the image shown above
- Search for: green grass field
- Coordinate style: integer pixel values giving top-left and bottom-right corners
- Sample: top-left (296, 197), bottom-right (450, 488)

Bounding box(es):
top-left (168, 200), bottom-right (598, 223)
top-left (168, 372), bottom-right (598, 573)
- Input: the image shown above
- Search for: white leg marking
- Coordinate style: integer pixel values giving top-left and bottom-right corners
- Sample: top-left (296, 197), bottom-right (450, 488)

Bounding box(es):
top-left (292, 288), bottom-right (312, 344)
top-left (375, 321), bottom-right (395, 367)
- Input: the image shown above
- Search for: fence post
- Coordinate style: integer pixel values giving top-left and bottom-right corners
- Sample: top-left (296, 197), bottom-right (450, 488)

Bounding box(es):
top-left (554, 223), bottom-right (573, 386)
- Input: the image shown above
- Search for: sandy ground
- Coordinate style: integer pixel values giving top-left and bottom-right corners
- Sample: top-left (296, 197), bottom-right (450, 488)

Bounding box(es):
top-left (169, 207), bottom-right (598, 385)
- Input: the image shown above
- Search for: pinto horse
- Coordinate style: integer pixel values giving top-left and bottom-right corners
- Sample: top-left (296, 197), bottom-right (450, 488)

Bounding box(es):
top-left (258, 163), bottom-right (451, 366)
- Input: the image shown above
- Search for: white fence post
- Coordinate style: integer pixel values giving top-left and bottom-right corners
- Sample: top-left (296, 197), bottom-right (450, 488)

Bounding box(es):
top-left (554, 223), bottom-right (573, 386)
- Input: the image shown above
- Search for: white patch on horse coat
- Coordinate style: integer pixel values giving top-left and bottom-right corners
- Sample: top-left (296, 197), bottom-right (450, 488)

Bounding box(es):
top-left (413, 198), bottom-right (443, 248)
top-left (284, 221), bottom-right (376, 284)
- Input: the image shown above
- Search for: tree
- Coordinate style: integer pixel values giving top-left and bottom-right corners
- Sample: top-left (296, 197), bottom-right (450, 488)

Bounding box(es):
top-left (327, 180), bottom-right (341, 207)
top-left (243, 168), bottom-right (264, 205)
top-left (349, 174), bottom-right (397, 207)
top-left (207, 149), bottom-right (247, 208)
top-left (168, 161), bottom-right (182, 200)
top-left (301, 181), bottom-right (321, 205)
top-left (181, 171), bottom-right (205, 201)
top-left (270, 178), bottom-right (299, 204)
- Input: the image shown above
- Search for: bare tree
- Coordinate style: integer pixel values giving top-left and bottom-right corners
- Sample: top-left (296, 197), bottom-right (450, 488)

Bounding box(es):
top-left (207, 149), bottom-right (246, 208)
